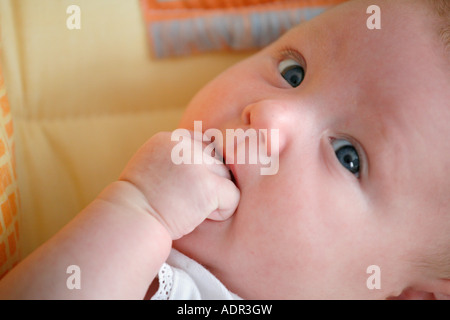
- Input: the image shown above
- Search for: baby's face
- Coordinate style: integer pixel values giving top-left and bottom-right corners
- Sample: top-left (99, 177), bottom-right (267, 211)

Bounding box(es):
top-left (174, 0), bottom-right (450, 299)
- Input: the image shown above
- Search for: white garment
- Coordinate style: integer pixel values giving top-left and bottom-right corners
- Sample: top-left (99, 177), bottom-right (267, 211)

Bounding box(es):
top-left (151, 249), bottom-right (242, 300)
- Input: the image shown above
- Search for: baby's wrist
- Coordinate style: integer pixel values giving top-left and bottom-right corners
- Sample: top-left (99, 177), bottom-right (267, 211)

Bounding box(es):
top-left (97, 180), bottom-right (173, 242)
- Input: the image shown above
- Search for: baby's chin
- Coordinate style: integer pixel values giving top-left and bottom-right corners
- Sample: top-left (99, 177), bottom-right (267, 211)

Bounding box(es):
top-left (173, 215), bottom-right (234, 267)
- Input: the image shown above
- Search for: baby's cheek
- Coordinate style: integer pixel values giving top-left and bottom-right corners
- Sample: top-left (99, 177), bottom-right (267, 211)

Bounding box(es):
top-left (181, 57), bottom-right (266, 131)
top-left (180, 90), bottom-right (226, 130)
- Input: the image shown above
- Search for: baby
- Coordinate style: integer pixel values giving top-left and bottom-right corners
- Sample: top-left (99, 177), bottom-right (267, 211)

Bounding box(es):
top-left (0, 0), bottom-right (449, 299)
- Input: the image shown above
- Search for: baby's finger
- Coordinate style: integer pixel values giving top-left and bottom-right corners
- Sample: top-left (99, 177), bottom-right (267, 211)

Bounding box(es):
top-left (202, 153), bottom-right (231, 180)
top-left (207, 178), bottom-right (240, 221)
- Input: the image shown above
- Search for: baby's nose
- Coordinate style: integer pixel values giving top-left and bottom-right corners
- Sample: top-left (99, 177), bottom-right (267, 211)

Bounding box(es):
top-left (241, 100), bottom-right (295, 155)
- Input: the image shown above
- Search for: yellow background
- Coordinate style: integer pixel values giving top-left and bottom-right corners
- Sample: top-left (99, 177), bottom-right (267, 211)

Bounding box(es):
top-left (0, 0), bottom-right (252, 258)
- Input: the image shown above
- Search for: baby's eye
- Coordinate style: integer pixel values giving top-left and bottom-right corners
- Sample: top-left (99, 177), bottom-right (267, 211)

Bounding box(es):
top-left (331, 139), bottom-right (360, 177)
top-left (278, 59), bottom-right (305, 88)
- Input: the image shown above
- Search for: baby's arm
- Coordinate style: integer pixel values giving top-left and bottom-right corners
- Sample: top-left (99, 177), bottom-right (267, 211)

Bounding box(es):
top-left (0, 181), bottom-right (172, 299)
top-left (0, 132), bottom-right (239, 299)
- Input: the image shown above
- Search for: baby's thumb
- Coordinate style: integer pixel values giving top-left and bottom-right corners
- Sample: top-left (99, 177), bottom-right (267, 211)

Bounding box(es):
top-left (207, 179), bottom-right (240, 221)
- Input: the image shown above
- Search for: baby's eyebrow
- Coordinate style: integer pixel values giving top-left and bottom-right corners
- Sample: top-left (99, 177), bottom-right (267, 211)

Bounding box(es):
top-left (287, 18), bottom-right (348, 77)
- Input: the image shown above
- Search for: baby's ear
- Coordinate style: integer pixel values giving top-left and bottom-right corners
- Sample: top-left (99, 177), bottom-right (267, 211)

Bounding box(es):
top-left (390, 279), bottom-right (450, 300)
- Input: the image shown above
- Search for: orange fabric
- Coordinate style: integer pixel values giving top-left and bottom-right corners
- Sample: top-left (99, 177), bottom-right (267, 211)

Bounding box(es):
top-left (145, 0), bottom-right (287, 10)
top-left (0, 49), bottom-right (20, 279)
top-left (142, 0), bottom-right (346, 20)
top-left (142, 0), bottom-right (345, 11)
top-left (0, 243), bottom-right (7, 269)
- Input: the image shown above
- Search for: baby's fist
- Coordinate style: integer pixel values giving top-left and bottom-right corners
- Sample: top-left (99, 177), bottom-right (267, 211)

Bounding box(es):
top-left (119, 131), bottom-right (240, 239)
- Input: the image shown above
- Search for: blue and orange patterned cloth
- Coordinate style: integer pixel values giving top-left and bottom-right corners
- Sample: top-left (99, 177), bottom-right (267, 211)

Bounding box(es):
top-left (140, 0), bottom-right (348, 58)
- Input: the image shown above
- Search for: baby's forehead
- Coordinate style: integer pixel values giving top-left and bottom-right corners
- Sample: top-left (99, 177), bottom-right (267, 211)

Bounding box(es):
top-left (282, 0), bottom-right (445, 65)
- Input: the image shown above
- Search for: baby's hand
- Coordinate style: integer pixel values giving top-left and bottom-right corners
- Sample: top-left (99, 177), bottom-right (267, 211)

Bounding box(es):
top-left (119, 131), bottom-right (240, 239)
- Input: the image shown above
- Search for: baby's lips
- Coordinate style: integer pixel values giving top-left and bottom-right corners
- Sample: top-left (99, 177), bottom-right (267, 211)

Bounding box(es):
top-left (214, 148), bottom-right (238, 187)
top-left (226, 161), bottom-right (239, 188)
top-left (211, 138), bottom-right (239, 187)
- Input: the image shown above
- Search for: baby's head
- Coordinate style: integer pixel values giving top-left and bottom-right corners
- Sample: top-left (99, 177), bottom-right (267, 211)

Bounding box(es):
top-left (174, 0), bottom-right (450, 299)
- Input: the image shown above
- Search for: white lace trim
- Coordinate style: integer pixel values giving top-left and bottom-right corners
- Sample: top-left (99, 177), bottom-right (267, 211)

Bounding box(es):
top-left (150, 250), bottom-right (242, 300)
top-left (152, 263), bottom-right (173, 300)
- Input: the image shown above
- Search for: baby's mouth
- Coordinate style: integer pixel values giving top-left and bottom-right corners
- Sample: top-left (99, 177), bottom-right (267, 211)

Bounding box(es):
top-left (224, 159), bottom-right (239, 189)
top-left (222, 159), bottom-right (237, 186)
top-left (228, 164), bottom-right (237, 185)
top-left (213, 141), bottom-right (238, 187)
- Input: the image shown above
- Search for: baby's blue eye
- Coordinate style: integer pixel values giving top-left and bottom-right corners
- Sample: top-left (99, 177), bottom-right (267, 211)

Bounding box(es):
top-left (331, 139), bottom-right (360, 177)
top-left (278, 59), bottom-right (305, 88)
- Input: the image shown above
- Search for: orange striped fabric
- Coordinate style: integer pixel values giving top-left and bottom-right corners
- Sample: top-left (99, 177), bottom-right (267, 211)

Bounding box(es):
top-left (0, 42), bottom-right (20, 280)
top-left (140, 0), bottom-right (348, 58)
